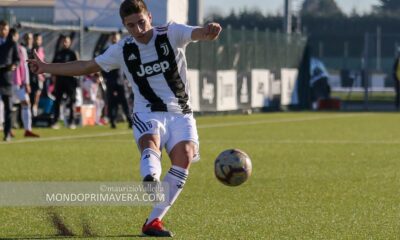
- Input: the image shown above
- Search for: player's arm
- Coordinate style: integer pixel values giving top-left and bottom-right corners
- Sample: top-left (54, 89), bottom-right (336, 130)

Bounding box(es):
top-left (27, 49), bottom-right (101, 76)
top-left (191, 22), bottom-right (222, 41)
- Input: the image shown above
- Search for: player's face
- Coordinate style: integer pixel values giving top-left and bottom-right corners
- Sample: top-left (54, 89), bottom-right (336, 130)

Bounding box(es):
top-left (12, 32), bottom-right (19, 42)
top-left (34, 35), bottom-right (43, 46)
top-left (62, 37), bottom-right (71, 48)
top-left (110, 33), bottom-right (120, 44)
top-left (0, 24), bottom-right (9, 38)
top-left (123, 11), bottom-right (153, 44)
top-left (24, 33), bottom-right (33, 46)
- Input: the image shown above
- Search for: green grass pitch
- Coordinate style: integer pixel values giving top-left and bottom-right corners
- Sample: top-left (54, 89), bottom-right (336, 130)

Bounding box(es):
top-left (1, 112), bottom-right (400, 239)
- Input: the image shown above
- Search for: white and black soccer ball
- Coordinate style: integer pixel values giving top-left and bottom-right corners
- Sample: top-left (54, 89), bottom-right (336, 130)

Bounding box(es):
top-left (214, 149), bottom-right (252, 186)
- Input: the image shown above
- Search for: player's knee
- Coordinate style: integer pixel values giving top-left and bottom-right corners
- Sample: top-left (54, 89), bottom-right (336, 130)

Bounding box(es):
top-left (170, 144), bottom-right (195, 168)
top-left (178, 151), bottom-right (192, 167)
top-left (139, 134), bottom-right (160, 151)
top-left (181, 147), bottom-right (195, 163)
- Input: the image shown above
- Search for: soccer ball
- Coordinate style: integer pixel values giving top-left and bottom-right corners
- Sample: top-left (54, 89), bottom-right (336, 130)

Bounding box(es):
top-left (214, 149), bottom-right (252, 186)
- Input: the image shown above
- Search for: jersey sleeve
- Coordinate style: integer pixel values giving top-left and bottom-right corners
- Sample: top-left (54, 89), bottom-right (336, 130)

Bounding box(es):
top-left (94, 44), bottom-right (121, 72)
top-left (168, 22), bottom-right (199, 48)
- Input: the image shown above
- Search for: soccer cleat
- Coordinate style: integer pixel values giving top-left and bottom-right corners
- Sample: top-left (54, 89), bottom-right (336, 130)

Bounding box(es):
top-left (51, 123), bottom-right (60, 130)
top-left (142, 218), bottom-right (173, 237)
top-left (24, 130), bottom-right (40, 138)
top-left (143, 174), bottom-right (159, 183)
top-left (3, 134), bottom-right (11, 142)
top-left (143, 174), bottom-right (160, 194)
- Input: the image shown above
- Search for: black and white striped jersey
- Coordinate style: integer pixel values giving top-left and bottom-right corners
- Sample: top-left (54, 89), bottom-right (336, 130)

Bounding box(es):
top-left (95, 22), bottom-right (197, 114)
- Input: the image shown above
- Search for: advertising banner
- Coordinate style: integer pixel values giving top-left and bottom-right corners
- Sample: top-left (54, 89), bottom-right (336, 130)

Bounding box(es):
top-left (217, 70), bottom-right (237, 111)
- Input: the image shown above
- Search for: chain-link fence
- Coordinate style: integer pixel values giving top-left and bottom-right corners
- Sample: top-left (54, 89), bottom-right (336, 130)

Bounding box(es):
top-left (324, 33), bottom-right (400, 111)
top-left (17, 24), bottom-right (307, 74)
top-left (186, 26), bottom-right (307, 73)
top-left (13, 23), bottom-right (309, 115)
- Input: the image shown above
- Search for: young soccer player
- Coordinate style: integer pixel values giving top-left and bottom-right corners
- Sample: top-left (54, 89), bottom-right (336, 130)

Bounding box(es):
top-left (9, 28), bottom-right (40, 138)
top-left (27, 0), bottom-right (221, 236)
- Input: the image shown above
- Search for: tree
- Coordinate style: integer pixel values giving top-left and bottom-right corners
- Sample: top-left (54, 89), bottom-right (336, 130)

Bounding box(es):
top-left (374, 0), bottom-right (400, 14)
top-left (301, 0), bottom-right (343, 17)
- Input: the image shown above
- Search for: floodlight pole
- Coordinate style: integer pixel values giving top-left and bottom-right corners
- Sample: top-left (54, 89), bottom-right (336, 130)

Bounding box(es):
top-left (79, 17), bottom-right (84, 59)
top-left (362, 32), bottom-right (369, 110)
top-left (284, 0), bottom-right (292, 34)
top-left (376, 26), bottom-right (381, 71)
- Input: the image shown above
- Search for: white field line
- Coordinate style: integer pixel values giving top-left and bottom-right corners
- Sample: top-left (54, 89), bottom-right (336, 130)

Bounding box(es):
top-left (0, 113), bottom-right (372, 145)
top-left (49, 138), bottom-right (400, 145)
top-left (196, 113), bottom-right (371, 129)
top-left (201, 139), bottom-right (400, 145)
top-left (0, 131), bottom-right (130, 145)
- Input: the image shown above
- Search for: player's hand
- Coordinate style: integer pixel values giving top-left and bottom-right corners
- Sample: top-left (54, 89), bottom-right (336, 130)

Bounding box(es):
top-left (204, 23), bottom-right (222, 41)
top-left (27, 49), bottom-right (46, 74)
top-left (8, 64), bottom-right (17, 71)
top-left (25, 84), bottom-right (31, 94)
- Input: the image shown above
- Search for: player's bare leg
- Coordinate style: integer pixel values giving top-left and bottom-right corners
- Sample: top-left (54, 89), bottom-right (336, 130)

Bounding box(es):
top-left (32, 91), bottom-right (41, 117)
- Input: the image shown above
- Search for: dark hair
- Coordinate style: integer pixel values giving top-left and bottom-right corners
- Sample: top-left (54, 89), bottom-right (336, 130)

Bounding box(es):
top-left (0, 20), bottom-right (9, 27)
top-left (33, 33), bottom-right (42, 39)
top-left (119, 0), bottom-right (148, 22)
top-left (7, 28), bottom-right (17, 41)
top-left (23, 32), bottom-right (32, 40)
top-left (8, 28), bottom-right (17, 36)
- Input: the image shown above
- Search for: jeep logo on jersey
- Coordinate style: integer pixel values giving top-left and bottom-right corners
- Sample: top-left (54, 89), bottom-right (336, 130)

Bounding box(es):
top-left (136, 60), bottom-right (170, 77)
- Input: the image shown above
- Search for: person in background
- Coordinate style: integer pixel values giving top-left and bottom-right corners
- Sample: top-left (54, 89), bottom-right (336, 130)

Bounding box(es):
top-left (51, 35), bottom-right (79, 129)
top-left (393, 50), bottom-right (400, 110)
top-left (0, 20), bottom-right (19, 141)
top-left (9, 28), bottom-right (39, 137)
top-left (102, 32), bottom-right (133, 129)
top-left (0, 98), bottom-right (3, 131)
top-left (30, 33), bottom-right (46, 116)
top-left (82, 73), bottom-right (105, 125)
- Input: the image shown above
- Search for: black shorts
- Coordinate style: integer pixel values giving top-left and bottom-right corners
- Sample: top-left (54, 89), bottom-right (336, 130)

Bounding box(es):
top-left (54, 78), bottom-right (77, 103)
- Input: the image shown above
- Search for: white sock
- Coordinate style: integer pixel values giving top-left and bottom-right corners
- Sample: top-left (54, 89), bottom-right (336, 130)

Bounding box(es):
top-left (32, 105), bottom-right (38, 117)
top-left (95, 100), bottom-right (104, 124)
top-left (147, 165), bottom-right (188, 223)
top-left (140, 148), bottom-right (162, 181)
top-left (22, 105), bottom-right (32, 131)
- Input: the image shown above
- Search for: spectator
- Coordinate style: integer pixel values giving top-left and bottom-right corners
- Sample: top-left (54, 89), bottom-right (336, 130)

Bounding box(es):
top-left (82, 73), bottom-right (105, 125)
top-left (0, 20), bottom-right (19, 141)
top-left (102, 32), bottom-right (132, 129)
top-left (51, 35), bottom-right (79, 129)
top-left (30, 33), bottom-right (46, 117)
top-left (0, 99), bottom-right (3, 131)
top-left (393, 50), bottom-right (400, 110)
top-left (9, 28), bottom-right (39, 137)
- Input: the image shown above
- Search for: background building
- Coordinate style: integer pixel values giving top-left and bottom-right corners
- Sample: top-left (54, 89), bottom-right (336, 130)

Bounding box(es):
top-left (0, 0), bottom-right (200, 27)
top-left (0, 0), bottom-right (54, 24)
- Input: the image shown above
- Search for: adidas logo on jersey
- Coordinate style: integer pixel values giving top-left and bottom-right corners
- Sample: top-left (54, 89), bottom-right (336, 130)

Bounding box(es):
top-left (137, 61), bottom-right (170, 77)
top-left (128, 53), bottom-right (137, 61)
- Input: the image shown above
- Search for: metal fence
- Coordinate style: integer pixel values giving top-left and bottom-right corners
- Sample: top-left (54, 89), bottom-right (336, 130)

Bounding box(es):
top-left (186, 26), bottom-right (307, 73)
top-left (17, 23), bottom-right (307, 75)
top-left (325, 33), bottom-right (400, 111)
